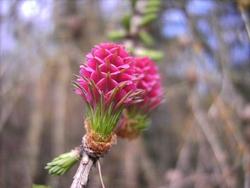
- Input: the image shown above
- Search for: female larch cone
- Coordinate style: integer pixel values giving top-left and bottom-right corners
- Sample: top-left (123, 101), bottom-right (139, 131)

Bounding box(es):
top-left (133, 57), bottom-right (164, 112)
top-left (116, 57), bottom-right (164, 139)
top-left (75, 43), bottom-right (143, 110)
top-left (74, 43), bottom-right (144, 139)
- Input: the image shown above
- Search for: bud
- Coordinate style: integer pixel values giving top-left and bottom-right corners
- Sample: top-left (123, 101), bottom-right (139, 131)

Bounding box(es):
top-left (45, 149), bottom-right (80, 176)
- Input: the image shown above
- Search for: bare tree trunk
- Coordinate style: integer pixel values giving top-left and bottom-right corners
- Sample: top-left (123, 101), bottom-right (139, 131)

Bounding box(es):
top-left (123, 140), bottom-right (139, 188)
top-left (28, 73), bottom-right (48, 178)
top-left (49, 55), bottom-right (71, 188)
top-left (137, 138), bottom-right (158, 188)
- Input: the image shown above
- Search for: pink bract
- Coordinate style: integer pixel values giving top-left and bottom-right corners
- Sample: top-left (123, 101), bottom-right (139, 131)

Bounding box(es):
top-left (75, 43), bottom-right (142, 109)
top-left (133, 57), bottom-right (164, 111)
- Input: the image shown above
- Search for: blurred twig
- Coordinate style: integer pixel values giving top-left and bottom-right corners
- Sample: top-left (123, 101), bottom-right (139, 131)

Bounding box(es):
top-left (190, 93), bottom-right (233, 187)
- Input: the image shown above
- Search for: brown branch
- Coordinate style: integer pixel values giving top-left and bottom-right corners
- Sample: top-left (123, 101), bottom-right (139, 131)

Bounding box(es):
top-left (71, 152), bottom-right (95, 188)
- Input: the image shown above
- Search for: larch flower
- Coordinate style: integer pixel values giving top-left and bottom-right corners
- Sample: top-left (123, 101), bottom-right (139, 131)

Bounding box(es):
top-left (133, 57), bottom-right (164, 112)
top-left (74, 43), bottom-right (143, 139)
top-left (116, 57), bottom-right (164, 139)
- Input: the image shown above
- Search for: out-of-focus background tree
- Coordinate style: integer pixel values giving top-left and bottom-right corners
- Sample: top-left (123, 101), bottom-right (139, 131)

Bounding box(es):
top-left (0, 0), bottom-right (250, 187)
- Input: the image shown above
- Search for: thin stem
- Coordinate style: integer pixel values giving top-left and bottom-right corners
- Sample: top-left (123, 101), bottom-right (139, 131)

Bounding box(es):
top-left (97, 160), bottom-right (106, 188)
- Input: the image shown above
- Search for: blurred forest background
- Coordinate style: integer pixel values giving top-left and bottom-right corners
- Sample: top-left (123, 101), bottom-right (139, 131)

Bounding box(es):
top-left (1, 0), bottom-right (250, 188)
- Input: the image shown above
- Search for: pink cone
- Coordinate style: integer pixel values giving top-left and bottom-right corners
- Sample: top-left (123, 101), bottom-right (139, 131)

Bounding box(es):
top-left (75, 43), bottom-right (142, 110)
top-left (133, 57), bottom-right (164, 112)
